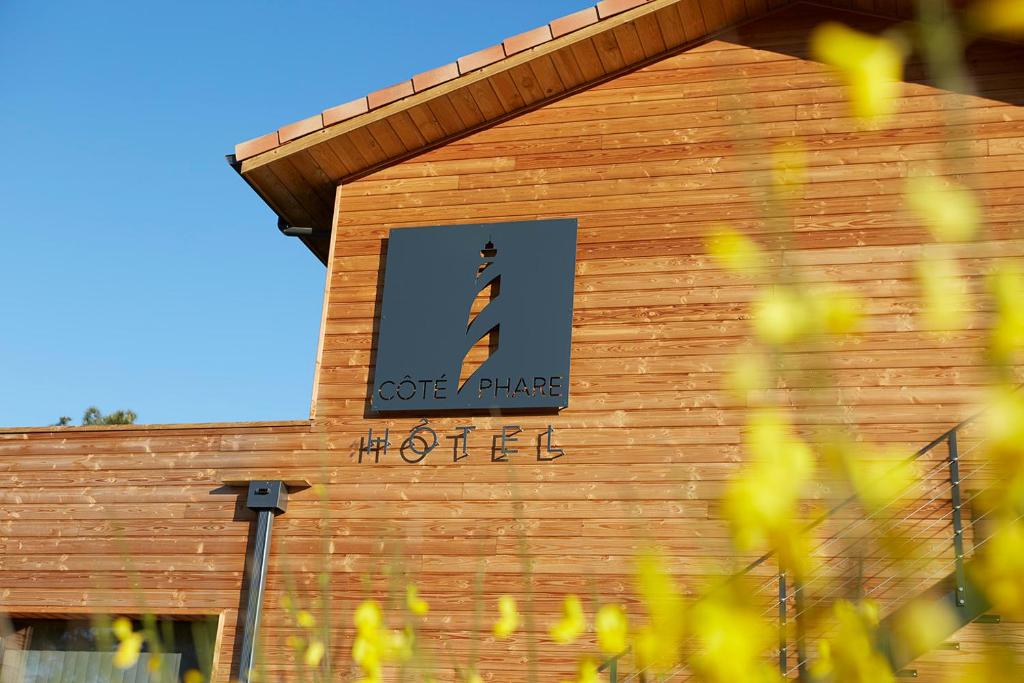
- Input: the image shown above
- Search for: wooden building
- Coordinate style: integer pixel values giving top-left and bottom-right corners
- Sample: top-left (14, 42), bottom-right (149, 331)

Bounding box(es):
top-left (2, 0), bottom-right (1023, 680)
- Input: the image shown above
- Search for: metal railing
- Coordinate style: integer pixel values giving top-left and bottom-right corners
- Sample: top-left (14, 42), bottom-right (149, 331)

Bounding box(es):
top-left (602, 412), bottom-right (997, 682)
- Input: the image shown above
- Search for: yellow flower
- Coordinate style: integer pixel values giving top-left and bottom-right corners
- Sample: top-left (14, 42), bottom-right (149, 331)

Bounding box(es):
top-left (890, 599), bottom-right (957, 661)
top-left (352, 634), bottom-right (382, 677)
top-left (810, 22), bottom-right (905, 120)
top-left (972, 517), bottom-right (1024, 618)
top-left (296, 610), bottom-right (315, 628)
top-left (969, 0), bottom-right (1024, 34)
top-left (753, 287), bottom-right (809, 345)
top-left (906, 176), bottom-right (980, 242)
top-left (353, 600), bottom-right (384, 680)
top-left (286, 635), bottom-right (305, 651)
top-left (465, 671), bottom-right (485, 683)
top-left (634, 551), bottom-right (685, 672)
top-left (989, 264), bottom-right (1024, 362)
top-left (706, 226), bottom-right (763, 272)
top-left (723, 410), bottom-right (815, 577)
top-left (983, 384), bottom-right (1024, 469)
top-left (595, 604), bottom-right (628, 655)
top-left (688, 590), bottom-right (779, 683)
top-left (113, 632), bottom-right (144, 669)
top-left (112, 617), bottom-right (134, 641)
top-left (565, 658), bottom-right (600, 683)
top-left (725, 353), bottom-right (769, 400)
top-left (549, 595), bottom-right (586, 644)
top-left (917, 254), bottom-right (968, 331)
top-left (383, 628), bottom-right (414, 662)
top-left (493, 595), bottom-right (520, 639)
top-left (354, 600), bottom-right (382, 633)
top-left (406, 584), bottom-right (429, 615)
top-left (809, 600), bottom-right (893, 683)
top-left (183, 670), bottom-right (205, 683)
top-left (830, 442), bottom-right (918, 512)
top-left (771, 140), bottom-right (807, 193)
top-left (810, 286), bottom-right (862, 335)
top-left (304, 639), bottom-right (326, 667)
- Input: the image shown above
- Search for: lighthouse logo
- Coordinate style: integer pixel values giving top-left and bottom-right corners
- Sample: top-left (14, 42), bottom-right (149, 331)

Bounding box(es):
top-left (371, 219), bottom-right (577, 413)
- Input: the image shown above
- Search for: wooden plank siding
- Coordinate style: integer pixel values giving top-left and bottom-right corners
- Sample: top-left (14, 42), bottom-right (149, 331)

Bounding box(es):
top-left (309, 5), bottom-right (1024, 681)
top-left (2, 5), bottom-right (1024, 682)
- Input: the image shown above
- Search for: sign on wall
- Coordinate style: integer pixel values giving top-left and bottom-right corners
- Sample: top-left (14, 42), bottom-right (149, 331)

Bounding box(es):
top-left (370, 219), bottom-right (577, 413)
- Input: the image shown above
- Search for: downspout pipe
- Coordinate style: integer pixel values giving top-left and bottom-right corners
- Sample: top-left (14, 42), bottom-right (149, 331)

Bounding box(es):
top-left (237, 480), bottom-right (291, 683)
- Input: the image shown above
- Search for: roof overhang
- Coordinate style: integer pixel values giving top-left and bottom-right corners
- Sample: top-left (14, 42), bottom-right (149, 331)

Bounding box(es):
top-left (228, 0), bottom-right (918, 263)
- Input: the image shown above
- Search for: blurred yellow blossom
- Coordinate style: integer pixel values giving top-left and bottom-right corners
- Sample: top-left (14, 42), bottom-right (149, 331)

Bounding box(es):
top-left (384, 627), bottom-right (414, 662)
top-left (147, 655), bottom-right (162, 673)
top-left (633, 551), bottom-right (685, 672)
top-left (890, 599), bottom-right (957, 662)
top-left (973, 518), bottom-right (1024, 618)
top-left (355, 600), bottom-right (383, 632)
top-left (989, 264), bottom-right (1024, 361)
top-left (982, 384), bottom-right (1024, 468)
top-left (829, 442), bottom-right (918, 512)
top-left (493, 595), bottom-right (520, 639)
top-left (809, 600), bottom-right (893, 683)
top-left (406, 584), bottom-right (430, 615)
top-left (907, 176), bottom-right (980, 242)
top-left (724, 410), bottom-right (815, 577)
top-left (707, 226), bottom-right (763, 272)
top-left (566, 658), bottom-right (600, 683)
top-left (771, 140), bottom-right (808, 194)
top-left (726, 353), bottom-right (770, 400)
top-left (183, 670), bottom-right (204, 683)
top-left (917, 254), bottom-right (968, 331)
top-left (550, 595), bottom-right (586, 644)
top-left (595, 604), bottom-right (628, 655)
top-left (296, 610), bottom-right (315, 628)
top-left (112, 617), bottom-right (133, 641)
top-left (969, 0), bottom-right (1024, 34)
top-left (353, 600), bottom-right (384, 681)
top-left (753, 287), bottom-right (810, 345)
top-left (951, 645), bottom-right (1021, 682)
top-left (810, 285), bottom-right (863, 335)
top-left (810, 22), bottom-right (905, 119)
top-left (304, 639), bottom-right (326, 667)
top-left (688, 591), bottom-right (780, 683)
top-left (113, 632), bottom-right (144, 669)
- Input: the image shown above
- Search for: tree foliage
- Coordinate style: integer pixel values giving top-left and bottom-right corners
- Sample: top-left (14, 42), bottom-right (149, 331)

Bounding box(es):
top-left (53, 406), bottom-right (137, 427)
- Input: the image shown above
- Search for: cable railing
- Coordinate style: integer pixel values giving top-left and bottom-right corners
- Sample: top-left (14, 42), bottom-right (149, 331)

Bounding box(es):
top-left (602, 413), bottom-right (998, 682)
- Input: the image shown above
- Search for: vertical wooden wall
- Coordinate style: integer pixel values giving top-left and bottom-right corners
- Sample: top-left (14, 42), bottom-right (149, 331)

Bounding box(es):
top-left (1, 5), bottom-right (1022, 682)
top-left (313, 6), bottom-right (1024, 681)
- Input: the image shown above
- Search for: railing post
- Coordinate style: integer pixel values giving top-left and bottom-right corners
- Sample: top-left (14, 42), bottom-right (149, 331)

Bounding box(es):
top-left (948, 431), bottom-right (967, 611)
top-left (778, 572), bottom-right (788, 675)
top-left (794, 578), bottom-right (808, 682)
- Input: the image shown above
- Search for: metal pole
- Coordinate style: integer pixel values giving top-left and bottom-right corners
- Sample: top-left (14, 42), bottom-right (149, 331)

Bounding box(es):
top-left (947, 432), bottom-right (967, 612)
top-left (794, 578), bottom-right (807, 682)
top-left (778, 572), bottom-right (788, 675)
top-left (238, 480), bottom-right (289, 683)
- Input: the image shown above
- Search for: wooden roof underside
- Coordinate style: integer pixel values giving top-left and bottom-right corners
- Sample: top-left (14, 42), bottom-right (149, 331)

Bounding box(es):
top-left (235, 0), bottom-right (918, 264)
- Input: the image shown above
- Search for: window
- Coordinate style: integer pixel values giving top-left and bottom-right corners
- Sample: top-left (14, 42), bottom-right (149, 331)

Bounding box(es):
top-left (0, 616), bottom-right (217, 683)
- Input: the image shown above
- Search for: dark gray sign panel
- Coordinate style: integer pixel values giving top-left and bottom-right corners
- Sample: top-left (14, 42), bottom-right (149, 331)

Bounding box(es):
top-left (371, 219), bottom-right (577, 413)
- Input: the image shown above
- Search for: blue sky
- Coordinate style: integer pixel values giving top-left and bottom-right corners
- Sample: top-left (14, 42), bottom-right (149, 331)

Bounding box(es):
top-left (0, 0), bottom-right (590, 427)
